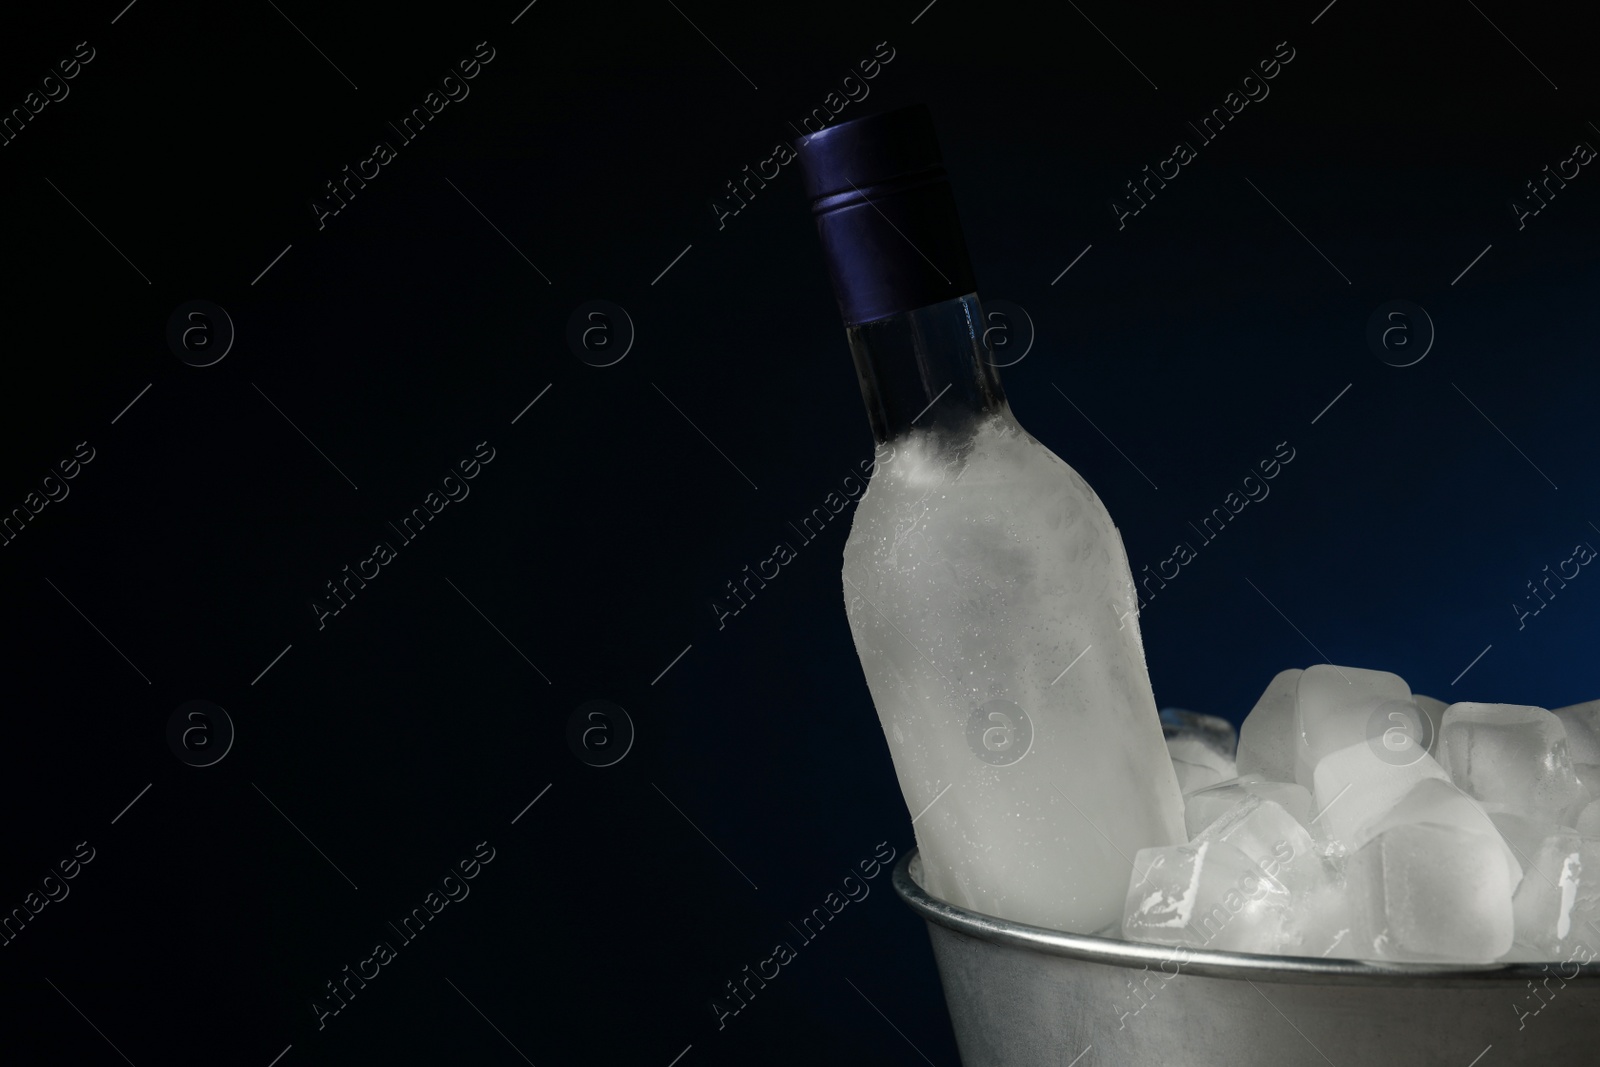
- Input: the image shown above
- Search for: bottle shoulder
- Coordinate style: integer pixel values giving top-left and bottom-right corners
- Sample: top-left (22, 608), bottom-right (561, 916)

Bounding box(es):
top-left (856, 412), bottom-right (1102, 507)
top-left (843, 416), bottom-right (1129, 581)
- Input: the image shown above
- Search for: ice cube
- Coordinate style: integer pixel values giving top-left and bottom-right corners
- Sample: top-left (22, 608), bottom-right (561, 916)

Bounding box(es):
top-left (1183, 775), bottom-right (1312, 838)
top-left (1510, 830), bottom-right (1600, 957)
top-left (1293, 664), bottom-right (1412, 789)
top-left (1579, 800), bottom-right (1600, 837)
top-left (1122, 838), bottom-right (1296, 954)
top-left (1413, 694), bottom-right (1447, 756)
top-left (1439, 703), bottom-right (1588, 825)
top-left (1242, 776), bottom-right (1314, 829)
top-left (1193, 793), bottom-right (1325, 903)
top-left (1167, 735), bottom-right (1233, 773)
top-left (1490, 811), bottom-right (1558, 871)
top-left (1171, 758), bottom-right (1228, 795)
top-left (1309, 741), bottom-right (1449, 851)
top-left (1183, 783), bottom-right (1253, 840)
top-left (1123, 841), bottom-right (1211, 944)
top-left (1285, 882), bottom-right (1355, 958)
top-left (1556, 703), bottom-right (1600, 802)
top-left (1160, 707), bottom-right (1237, 760)
top-left (1345, 822), bottom-right (1515, 961)
top-left (1235, 669), bottom-right (1302, 784)
top-left (1554, 700), bottom-right (1600, 765)
top-left (1358, 778), bottom-right (1521, 893)
top-left (1167, 735), bottom-right (1235, 795)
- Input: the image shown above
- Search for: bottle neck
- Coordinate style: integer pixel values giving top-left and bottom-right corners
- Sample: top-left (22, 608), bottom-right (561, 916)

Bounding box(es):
top-left (846, 293), bottom-right (1007, 445)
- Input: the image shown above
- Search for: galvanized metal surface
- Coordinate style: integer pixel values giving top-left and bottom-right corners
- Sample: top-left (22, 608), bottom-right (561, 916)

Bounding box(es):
top-left (893, 849), bottom-right (1600, 1066)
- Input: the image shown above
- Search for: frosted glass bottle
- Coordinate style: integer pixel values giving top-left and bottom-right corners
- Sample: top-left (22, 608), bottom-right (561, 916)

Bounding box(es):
top-left (798, 107), bottom-right (1185, 932)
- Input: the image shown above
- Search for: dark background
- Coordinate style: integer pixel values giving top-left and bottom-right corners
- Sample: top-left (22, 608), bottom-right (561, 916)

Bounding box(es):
top-left (1, 0), bottom-right (1596, 1063)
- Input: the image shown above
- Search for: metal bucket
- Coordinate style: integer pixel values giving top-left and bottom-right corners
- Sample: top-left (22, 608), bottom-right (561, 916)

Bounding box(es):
top-left (893, 849), bottom-right (1600, 1065)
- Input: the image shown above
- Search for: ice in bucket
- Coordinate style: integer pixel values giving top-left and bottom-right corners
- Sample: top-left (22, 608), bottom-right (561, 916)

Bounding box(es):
top-left (1126, 665), bottom-right (1600, 963)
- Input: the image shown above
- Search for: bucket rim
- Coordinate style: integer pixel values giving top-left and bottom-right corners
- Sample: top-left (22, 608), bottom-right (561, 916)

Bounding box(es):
top-left (892, 847), bottom-right (1600, 987)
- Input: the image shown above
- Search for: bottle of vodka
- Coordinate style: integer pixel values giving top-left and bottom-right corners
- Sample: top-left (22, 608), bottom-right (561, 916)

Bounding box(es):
top-left (795, 105), bottom-right (1185, 933)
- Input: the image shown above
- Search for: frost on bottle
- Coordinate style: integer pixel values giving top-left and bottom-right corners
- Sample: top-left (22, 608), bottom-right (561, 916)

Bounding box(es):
top-left (795, 105), bottom-right (1185, 933)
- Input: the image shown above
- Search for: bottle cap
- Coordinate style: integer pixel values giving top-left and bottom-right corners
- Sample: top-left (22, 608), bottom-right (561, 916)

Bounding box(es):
top-left (794, 104), bottom-right (978, 326)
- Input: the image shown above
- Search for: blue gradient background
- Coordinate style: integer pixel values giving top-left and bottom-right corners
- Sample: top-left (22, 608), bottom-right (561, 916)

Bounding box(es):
top-left (0, 1), bottom-right (1595, 1064)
